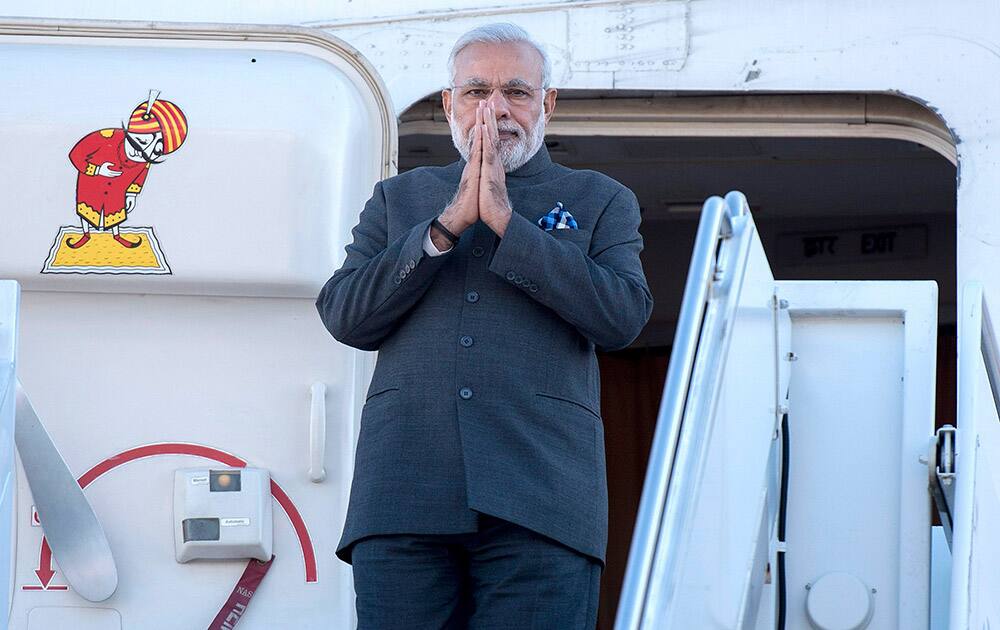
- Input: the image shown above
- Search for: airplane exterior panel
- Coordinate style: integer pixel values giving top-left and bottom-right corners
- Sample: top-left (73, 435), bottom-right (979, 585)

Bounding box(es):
top-left (0, 28), bottom-right (390, 629)
top-left (1, 2), bottom-right (998, 627)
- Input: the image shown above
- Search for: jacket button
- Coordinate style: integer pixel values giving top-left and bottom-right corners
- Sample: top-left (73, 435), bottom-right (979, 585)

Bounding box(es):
top-left (515, 274), bottom-right (524, 283)
top-left (466, 291), bottom-right (479, 303)
top-left (408, 259), bottom-right (415, 269)
top-left (529, 284), bottom-right (538, 292)
top-left (393, 277), bottom-right (402, 285)
top-left (460, 335), bottom-right (473, 347)
top-left (399, 269), bottom-right (406, 278)
top-left (505, 271), bottom-right (516, 281)
top-left (459, 387), bottom-right (473, 400)
top-left (472, 247), bottom-right (484, 257)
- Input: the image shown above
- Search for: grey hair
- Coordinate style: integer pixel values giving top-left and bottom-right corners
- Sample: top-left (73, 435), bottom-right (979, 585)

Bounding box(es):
top-left (447, 22), bottom-right (551, 89)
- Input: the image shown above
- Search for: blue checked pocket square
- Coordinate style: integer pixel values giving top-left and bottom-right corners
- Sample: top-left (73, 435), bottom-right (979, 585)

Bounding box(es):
top-left (537, 202), bottom-right (578, 230)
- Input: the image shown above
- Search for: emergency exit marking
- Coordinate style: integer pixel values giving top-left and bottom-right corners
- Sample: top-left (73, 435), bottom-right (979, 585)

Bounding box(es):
top-left (777, 224), bottom-right (928, 266)
top-left (861, 231), bottom-right (898, 254)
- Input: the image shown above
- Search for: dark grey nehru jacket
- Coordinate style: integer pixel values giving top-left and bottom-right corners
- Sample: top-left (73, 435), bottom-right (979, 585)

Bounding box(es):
top-left (316, 145), bottom-right (653, 569)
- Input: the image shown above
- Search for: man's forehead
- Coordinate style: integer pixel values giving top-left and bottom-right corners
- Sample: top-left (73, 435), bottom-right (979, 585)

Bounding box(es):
top-left (456, 77), bottom-right (534, 88)
top-left (452, 41), bottom-right (543, 84)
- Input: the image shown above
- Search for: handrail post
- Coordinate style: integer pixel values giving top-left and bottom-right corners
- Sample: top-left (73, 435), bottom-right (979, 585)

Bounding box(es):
top-left (615, 196), bottom-right (736, 630)
top-left (979, 296), bottom-right (1000, 413)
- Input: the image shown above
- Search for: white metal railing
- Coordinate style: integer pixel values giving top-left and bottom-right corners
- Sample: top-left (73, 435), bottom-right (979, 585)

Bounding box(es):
top-left (950, 283), bottom-right (1000, 628)
top-left (979, 292), bottom-right (1000, 413)
top-left (0, 282), bottom-right (15, 420)
top-left (0, 281), bottom-right (19, 630)
top-left (615, 192), bottom-right (753, 630)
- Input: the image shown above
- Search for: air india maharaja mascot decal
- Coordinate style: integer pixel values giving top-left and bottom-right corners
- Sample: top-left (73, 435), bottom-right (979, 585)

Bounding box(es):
top-left (42, 90), bottom-right (188, 274)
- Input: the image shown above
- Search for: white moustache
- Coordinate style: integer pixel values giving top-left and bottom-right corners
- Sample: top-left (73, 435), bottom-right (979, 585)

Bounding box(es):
top-left (450, 109), bottom-right (544, 172)
top-left (496, 122), bottom-right (523, 135)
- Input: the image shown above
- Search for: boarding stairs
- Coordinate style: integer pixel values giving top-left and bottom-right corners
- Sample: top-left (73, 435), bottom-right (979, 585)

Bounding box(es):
top-left (614, 193), bottom-right (999, 630)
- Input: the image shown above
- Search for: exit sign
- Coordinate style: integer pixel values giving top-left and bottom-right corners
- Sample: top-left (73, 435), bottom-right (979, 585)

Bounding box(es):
top-left (776, 225), bottom-right (928, 266)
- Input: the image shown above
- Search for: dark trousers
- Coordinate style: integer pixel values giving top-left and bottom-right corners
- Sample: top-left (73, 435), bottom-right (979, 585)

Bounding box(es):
top-left (350, 513), bottom-right (602, 629)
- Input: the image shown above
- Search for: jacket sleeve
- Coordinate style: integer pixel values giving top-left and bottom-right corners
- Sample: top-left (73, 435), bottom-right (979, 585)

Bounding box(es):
top-left (316, 181), bottom-right (451, 351)
top-left (487, 186), bottom-right (653, 351)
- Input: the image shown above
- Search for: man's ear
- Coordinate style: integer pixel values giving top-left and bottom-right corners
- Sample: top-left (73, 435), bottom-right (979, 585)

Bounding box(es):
top-left (442, 88), bottom-right (453, 123)
top-left (542, 88), bottom-right (557, 124)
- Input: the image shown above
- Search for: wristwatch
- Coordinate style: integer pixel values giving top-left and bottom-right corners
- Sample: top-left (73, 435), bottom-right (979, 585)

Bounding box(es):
top-left (431, 217), bottom-right (460, 245)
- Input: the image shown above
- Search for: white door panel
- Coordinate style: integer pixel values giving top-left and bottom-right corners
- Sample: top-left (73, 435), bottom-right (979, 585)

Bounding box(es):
top-left (0, 23), bottom-right (391, 629)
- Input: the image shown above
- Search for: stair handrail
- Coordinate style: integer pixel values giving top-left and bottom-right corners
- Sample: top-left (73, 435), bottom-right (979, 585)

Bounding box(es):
top-left (615, 193), bottom-right (749, 630)
top-left (951, 283), bottom-right (1000, 627)
top-left (980, 293), bottom-right (1000, 413)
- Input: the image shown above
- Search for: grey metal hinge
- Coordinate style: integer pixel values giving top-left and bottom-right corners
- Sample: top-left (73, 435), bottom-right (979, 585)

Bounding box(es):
top-left (927, 424), bottom-right (956, 549)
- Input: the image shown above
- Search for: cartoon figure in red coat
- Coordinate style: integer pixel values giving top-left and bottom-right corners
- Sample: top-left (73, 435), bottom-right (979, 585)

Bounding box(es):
top-left (66, 91), bottom-right (188, 249)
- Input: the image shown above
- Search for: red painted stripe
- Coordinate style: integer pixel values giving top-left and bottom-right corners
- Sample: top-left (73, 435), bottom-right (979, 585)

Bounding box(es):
top-left (40, 443), bottom-right (318, 583)
top-left (162, 101), bottom-right (188, 135)
top-left (155, 101), bottom-right (185, 152)
top-left (77, 443), bottom-right (246, 488)
top-left (270, 481), bottom-right (318, 582)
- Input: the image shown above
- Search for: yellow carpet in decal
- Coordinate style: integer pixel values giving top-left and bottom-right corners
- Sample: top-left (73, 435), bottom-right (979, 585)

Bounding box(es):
top-left (49, 230), bottom-right (162, 268)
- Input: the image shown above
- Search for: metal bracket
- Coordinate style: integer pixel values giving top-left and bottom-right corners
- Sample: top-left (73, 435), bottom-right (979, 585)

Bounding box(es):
top-left (928, 424), bottom-right (956, 549)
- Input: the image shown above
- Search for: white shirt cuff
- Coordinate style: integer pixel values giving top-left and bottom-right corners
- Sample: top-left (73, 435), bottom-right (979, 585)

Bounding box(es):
top-left (423, 224), bottom-right (453, 256)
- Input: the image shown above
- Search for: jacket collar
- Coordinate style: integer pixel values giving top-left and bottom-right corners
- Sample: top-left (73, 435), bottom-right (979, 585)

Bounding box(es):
top-left (507, 143), bottom-right (552, 177)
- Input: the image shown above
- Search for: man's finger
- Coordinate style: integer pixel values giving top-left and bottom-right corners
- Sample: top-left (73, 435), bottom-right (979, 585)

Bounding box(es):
top-left (481, 111), bottom-right (494, 166)
top-left (470, 118), bottom-right (482, 195)
top-left (464, 103), bottom-right (478, 174)
top-left (471, 101), bottom-right (480, 155)
top-left (488, 103), bottom-right (500, 151)
top-left (467, 103), bottom-right (483, 219)
top-left (473, 102), bottom-right (483, 166)
top-left (491, 104), bottom-right (502, 162)
top-left (459, 105), bottom-right (481, 188)
top-left (472, 109), bottom-right (486, 175)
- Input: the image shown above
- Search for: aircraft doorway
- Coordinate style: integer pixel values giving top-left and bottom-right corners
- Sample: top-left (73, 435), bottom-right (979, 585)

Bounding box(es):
top-left (397, 91), bottom-right (957, 629)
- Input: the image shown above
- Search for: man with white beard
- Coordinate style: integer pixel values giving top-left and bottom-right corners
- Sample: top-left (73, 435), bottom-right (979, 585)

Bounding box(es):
top-left (317, 22), bottom-right (652, 629)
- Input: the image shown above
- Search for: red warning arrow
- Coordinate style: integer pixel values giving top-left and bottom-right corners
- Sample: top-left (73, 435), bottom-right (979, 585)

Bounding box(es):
top-left (34, 538), bottom-right (54, 588)
top-left (22, 536), bottom-right (67, 590)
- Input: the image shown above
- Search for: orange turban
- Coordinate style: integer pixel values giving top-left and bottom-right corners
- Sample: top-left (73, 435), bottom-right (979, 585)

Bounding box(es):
top-left (128, 99), bottom-right (188, 154)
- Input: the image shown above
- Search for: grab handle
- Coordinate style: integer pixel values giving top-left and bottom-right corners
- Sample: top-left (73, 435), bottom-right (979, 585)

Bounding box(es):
top-left (309, 383), bottom-right (327, 483)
